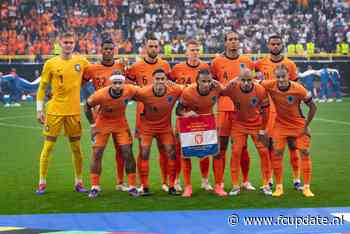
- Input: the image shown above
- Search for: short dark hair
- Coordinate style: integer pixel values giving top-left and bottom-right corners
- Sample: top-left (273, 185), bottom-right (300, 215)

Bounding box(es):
top-left (268, 35), bottom-right (282, 42)
top-left (196, 69), bottom-right (211, 80)
top-left (186, 39), bottom-right (200, 47)
top-left (145, 33), bottom-right (158, 42)
top-left (101, 38), bottom-right (114, 47)
top-left (152, 68), bottom-right (166, 76)
top-left (59, 30), bottom-right (75, 38)
top-left (224, 31), bottom-right (239, 41)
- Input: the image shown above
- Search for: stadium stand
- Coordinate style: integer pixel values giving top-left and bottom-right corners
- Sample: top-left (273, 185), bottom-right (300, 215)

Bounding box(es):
top-left (0, 0), bottom-right (349, 55)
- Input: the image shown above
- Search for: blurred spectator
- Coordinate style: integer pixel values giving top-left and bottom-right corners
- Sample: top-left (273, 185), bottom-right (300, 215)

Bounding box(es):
top-left (0, 0), bottom-right (348, 56)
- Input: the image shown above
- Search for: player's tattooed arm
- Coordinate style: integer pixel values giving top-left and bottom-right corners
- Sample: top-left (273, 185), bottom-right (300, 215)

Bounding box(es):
top-left (210, 79), bottom-right (224, 92)
top-left (84, 99), bottom-right (95, 125)
top-left (175, 102), bottom-right (187, 116)
top-left (303, 97), bottom-right (317, 136)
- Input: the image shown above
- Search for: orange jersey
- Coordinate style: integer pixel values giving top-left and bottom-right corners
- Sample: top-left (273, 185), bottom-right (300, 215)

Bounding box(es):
top-left (254, 56), bottom-right (297, 81)
top-left (170, 61), bottom-right (209, 85)
top-left (134, 84), bottom-right (183, 133)
top-left (221, 82), bottom-right (269, 130)
top-left (180, 84), bottom-right (220, 115)
top-left (126, 58), bottom-right (171, 87)
top-left (88, 85), bottom-right (138, 132)
top-left (260, 80), bottom-right (311, 133)
top-left (211, 54), bottom-right (254, 111)
top-left (83, 62), bottom-right (125, 90)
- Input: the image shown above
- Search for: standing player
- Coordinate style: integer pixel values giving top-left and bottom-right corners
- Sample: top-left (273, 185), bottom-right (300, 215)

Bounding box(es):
top-left (35, 31), bottom-right (89, 194)
top-left (83, 38), bottom-right (128, 192)
top-left (85, 75), bottom-right (139, 198)
top-left (170, 39), bottom-right (213, 191)
top-left (134, 69), bottom-right (183, 196)
top-left (126, 35), bottom-right (172, 192)
top-left (220, 68), bottom-right (272, 196)
top-left (211, 31), bottom-right (255, 194)
top-left (255, 35), bottom-right (301, 190)
top-left (260, 64), bottom-right (317, 197)
top-left (175, 69), bottom-right (221, 197)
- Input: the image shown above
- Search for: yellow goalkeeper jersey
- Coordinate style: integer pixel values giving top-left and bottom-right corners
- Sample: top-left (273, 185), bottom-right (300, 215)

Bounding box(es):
top-left (37, 55), bottom-right (89, 115)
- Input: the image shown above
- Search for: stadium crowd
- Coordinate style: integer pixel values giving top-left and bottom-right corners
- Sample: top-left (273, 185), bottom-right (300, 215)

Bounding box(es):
top-left (0, 0), bottom-right (349, 55)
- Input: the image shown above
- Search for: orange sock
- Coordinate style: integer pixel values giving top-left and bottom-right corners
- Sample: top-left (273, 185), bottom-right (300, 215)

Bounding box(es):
top-left (241, 146), bottom-right (250, 183)
top-left (182, 158), bottom-right (192, 186)
top-left (200, 157), bottom-right (210, 179)
top-left (289, 148), bottom-right (300, 180)
top-left (128, 173), bottom-right (136, 187)
top-left (159, 149), bottom-right (168, 184)
top-left (213, 157), bottom-right (222, 185)
top-left (257, 147), bottom-right (271, 186)
top-left (213, 148), bottom-right (226, 185)
top-left (139, 159), bottom-right (149, 188)
top-left (272, 152), bottom-right (284, 185)
top-left (90, 173), bottom-right (100, 187)
top-left (301, 155), bottom-right (312, 185)
top-left (115, 148), bottom-right (125, 184)
top-left (230, 147), bottom-right (241, 187)
top-left (168, 159), bottom-right (176, 188)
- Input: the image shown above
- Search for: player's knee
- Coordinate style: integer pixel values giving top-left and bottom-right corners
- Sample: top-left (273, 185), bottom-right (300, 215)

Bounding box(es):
top-left (165, 146), bottom-right (176, 160)
top-left (45, 136), bottom-right (57, 142)
top-left (93, 148), bottom-right (104, 159)
top-left (141, 148), bottom-right (150, 160)
top-left (275, 149), bottom-right (284, 157)
top-left (300, 149), bottom-right (310, 157)
top-left (69, 136), bottom-right (81, 142)
top-left (287, 137), bottom-right (297, 150)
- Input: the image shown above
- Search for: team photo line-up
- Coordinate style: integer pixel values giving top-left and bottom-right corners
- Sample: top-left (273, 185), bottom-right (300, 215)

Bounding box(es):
top-left (35, 29), bottom-right (317, 199)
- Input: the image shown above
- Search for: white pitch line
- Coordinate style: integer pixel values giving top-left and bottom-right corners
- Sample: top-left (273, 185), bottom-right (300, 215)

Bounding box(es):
top-left (0, 114), bottom-right (33, 121)
top-left (315, 118), bottom-right (350, 126)
top-left (0, 122), bottom-right (41, 129)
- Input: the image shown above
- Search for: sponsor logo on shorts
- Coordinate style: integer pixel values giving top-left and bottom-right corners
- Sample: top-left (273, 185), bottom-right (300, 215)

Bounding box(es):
top-left (75, 64), bottom-right (81, 72)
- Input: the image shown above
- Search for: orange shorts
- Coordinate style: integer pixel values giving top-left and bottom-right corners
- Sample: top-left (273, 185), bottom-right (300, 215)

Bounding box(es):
top-left (273, 134), bottom-right (310, 151)
top-left (139, 131), bottom-right (175, 147)
top-left (231, 131), bottom-right (266, 149)
top-left (217, 111), bottom-right (233, 137)
top-left (93, 129), bottom-right (132, 148)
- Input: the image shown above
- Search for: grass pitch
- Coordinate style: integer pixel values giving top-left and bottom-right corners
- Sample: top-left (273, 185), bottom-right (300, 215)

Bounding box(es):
top-left (0, 99), bottom-right (349, 215)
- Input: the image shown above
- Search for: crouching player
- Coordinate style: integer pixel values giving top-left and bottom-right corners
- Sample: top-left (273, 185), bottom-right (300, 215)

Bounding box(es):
top-left (134, 69), bottom-right (183, 196)
top-left (85, 74), bottom-right (139, 198)
top-left (175, 69), bottom-right (223, 197)
top-left (221, 68), bottom-right (272, 196)
top-left (260, 64), bottom-right (317, 197)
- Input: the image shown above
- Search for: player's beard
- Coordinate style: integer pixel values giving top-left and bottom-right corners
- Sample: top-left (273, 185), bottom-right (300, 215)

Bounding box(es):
top-left (153, 84), bottom-right (166, 96)
top-left (148, 52), bottom-right (158, 59)
top-left (198, 86), bottom-right (210, 96)
top-left (270, 48), bottom-right (282, 56)
top-left (111, 87), bottom-right (123, 98)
